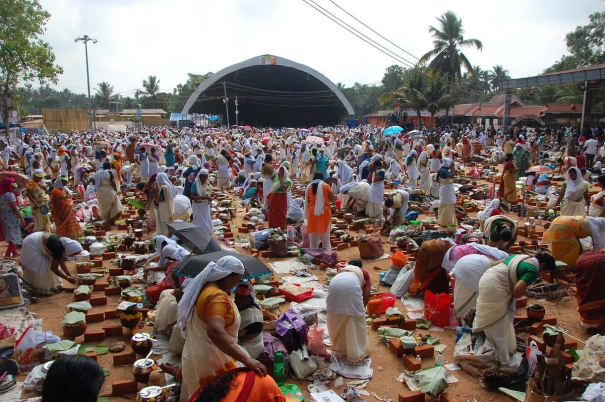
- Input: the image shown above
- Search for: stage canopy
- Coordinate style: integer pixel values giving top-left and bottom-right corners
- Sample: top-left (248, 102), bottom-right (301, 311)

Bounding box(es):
top-left (181, 55), bottom-right (354, 127)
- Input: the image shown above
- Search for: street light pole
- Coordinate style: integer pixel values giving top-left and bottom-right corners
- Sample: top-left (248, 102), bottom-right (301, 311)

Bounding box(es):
top-left (235, 96), bottom-right (239, 127)
top-left (223, 82), bottom-right (230, 128)
top-left (75, 35), bottom-right (97, 132)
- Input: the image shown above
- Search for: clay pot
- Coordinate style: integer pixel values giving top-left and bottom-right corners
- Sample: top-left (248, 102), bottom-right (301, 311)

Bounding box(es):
top-left (78, 277), bottom-right (97, 286)
top-left (74, 292), bottom-right (91, 302)
top-left (131, 333), bottom-right (153, 355)
top-left (121, 316), bottom-right (140, 329)
top-left (397, 238), bottom-right (409, 249)
top-left (134, 229), bottom-right (143, 239)
top-left (63, 322), bottom-right (87, 339)
top-left (117, 279), bottom-right (131, 289)
top-left (126, 219), bottom-right (135, 226)
top-left (543, 333), bottom-right (558, 348)
top-left (137, 386), bottom-right (168, 402)
top-left (132, 358), bottom-right (158, 384)
top-left (526, 304), bottom-right (545, 321)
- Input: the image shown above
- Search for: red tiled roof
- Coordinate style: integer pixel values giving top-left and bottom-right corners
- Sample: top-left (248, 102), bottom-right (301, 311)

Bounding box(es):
top-left (542, 104), bottom-right (582, 114)
top-left (509, 106), bottom-right (546, 118)
top-left (465, 105), bottom-right (501, 116)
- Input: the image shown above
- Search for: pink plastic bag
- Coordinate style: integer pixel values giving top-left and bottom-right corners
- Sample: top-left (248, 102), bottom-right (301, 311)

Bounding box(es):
top-left (307, 324), bottom-right (326, 356)
top-left (424, 291), bottom-right (453, 328)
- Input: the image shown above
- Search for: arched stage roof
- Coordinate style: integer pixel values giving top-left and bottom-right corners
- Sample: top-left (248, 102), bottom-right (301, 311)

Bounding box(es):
top-left (181, 55), bottom-right (354, 127)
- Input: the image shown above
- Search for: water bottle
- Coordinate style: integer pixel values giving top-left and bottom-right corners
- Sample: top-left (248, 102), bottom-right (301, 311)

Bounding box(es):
top-left (142, 221), bottom-right (147, 235)
top-left (435, 351), bottom-right (444, 367)
top-left (128, 224), bottom-right (133, 235)
top-left (273, 350), bottom-right (285, 386)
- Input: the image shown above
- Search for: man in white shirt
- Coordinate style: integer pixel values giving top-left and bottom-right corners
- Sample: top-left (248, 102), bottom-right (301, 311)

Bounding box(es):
top-left (584, 136), bottom-right (599, 168)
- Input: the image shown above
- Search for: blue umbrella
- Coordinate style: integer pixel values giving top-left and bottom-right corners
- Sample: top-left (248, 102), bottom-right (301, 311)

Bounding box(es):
top-left (383, 126), bottom-right (403, 136)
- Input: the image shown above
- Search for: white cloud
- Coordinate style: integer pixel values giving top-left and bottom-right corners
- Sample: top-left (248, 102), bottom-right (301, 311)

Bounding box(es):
top-left (39, 0), bottom-right (603, 98)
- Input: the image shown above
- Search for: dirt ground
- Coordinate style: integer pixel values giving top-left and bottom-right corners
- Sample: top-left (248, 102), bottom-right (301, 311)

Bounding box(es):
top-left (14, 166), bottom-right (597, 402)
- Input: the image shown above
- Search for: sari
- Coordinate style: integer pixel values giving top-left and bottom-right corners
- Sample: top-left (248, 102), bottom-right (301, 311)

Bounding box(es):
top-left (188, 369), bottom-right (286, 402)
top-left (267, 177), bottom-right (292, 230)
top-left (50, 188), bottom-right (83, 240)
top-left (111, 153), bottom-right (123, 185)
top-left (95, 170), bottom-right (122, 223)
top-left (514, 148), bottom-right (531, 179)
top-left (155, 173), bottom-right (175, 237)
top-left (483, 215), bottom-right (518, 251)
top-left (575, 250), bottom-right (605, 327)
top-left (452, 255), bottom-right (494, 319)
top-left (589, 190), bottom-right (605, 217)
top-left (474, 255), bottom-right (531, 365)
top-left (541, 216), bottom-right (589, 270)
top-left (26, 179), bottom-right (51, 232)
top-left (498, 161), bottom-right (517, 203)
top-left (412, 240), bottom-right (453, 295)
top-left (462, 138), bottom-right (472, 161)
top-left (326, 265), bottom-right (370, 362)
top-left (560, 167), bottom-right (590, 216)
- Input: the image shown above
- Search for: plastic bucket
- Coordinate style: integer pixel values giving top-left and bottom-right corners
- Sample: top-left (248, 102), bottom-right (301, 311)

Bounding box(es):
top-left (393, 180), bottom-right (401, 186)
top-left (335, 199), bottom-right (342, 209)
top-left (381, 293), bottom-right (396, 312)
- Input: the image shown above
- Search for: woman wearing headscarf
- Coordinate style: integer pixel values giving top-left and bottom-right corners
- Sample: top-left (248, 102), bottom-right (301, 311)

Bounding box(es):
top-left (436, 158), bottom-right (457, 227)
top-left (267, 166), bottom-right (292, 230)
top-left (535, 173), bottom-right (551, 195)
top-left (20, 232), bottom-right (82, 294)
top-left (404, 151), bottom-right (418, 186)
top-left (145, 245), bottom-right (189, 303)
top-left (177, 256), bottom-right (266, 401)
top-left (165, 143), bottom-right (175, 167)
top-left (190, 169), bottom-right (213, 235)
top-left (477, 199), bottom-right (503, 231)
top-left (260, 154), bottom-right (275, 204)
top-left (287, 198), bottom-right (304, 224)
top-left (589, 175), bottom-right (605, 217)
top-left (554, 167), bottom-right (591, 216)
top-left (514, 143), bottom-right (531, 179)
top-left (305, 172), bottom-right (336, 250)
top-left (51, 177), bottom-right (83, 240)
top-left (216, 150), bottom-right (231, 189)
top-left (95, 162), bottom-right (122, 225)
top-left (416, 150), bottom-right (432, 193)
top-left (483, 215), bottom-right (519, 252)
top-left (26, 169), bottom-right (51, 232)
top-left (300, 144), bottom-right (312, 184)
top-left (154, 172), bottom-right (176, 236)
top-left (234, 282), bottom-right (264, 359)
top-left (0, 178), bottom-right (25, 258)
top-left (326, 259), bottom-right (371, 362)
top-left (387, 158), bottom-right (402, 183)
top-left (182, 156), bottom-right (201, 197)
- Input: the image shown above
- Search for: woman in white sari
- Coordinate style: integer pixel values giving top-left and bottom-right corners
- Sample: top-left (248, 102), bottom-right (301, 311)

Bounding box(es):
top-left (387, 158), bottom-right (402, 183)
top-left (154, 173), bottom-right (176, 237)
top-left (326, 261), bottom-right (371, 362)
top-left (94, 162), bottom-right (122, 225)
top-left (554, 167), bottom-right (590, 217)
top-left (417, 151), bottom-right (432, 192)
top-left (404, 151), bottom-right (419, 186)
top-left (216, 150), bottom-right (231, 189)
top-left (190, 169), bottom-right (213, 235)
top-left (436, 158), bottom-right (456, 227)
top-left (177, 256), bottom-right (266, 401)
top-left (337, 161), bottom-right (354, 207)
top-left (474, 253), bottom-right (555, 365)
top-left (451, 255), bottom-right (496, 320)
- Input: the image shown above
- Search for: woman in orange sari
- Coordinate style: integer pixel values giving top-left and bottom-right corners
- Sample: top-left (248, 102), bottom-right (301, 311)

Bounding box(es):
top-left (267, 166), bottom-right (292, 230)
top-left (498, 153), bottom-right (518, 204)
top-left (189, 368), bottom-right (288, 402)
top-left (112, 152), bottom-right (124, 186)
top-left (462, 135), bottom-right (472, 161)
top-left (51, 177), bottom-right (83, 240)
top-left (305, 172), bottom-right (336, 250)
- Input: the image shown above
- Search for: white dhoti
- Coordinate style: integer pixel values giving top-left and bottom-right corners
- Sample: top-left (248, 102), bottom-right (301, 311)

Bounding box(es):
top-left (192, 200), bottom-right (213, 234)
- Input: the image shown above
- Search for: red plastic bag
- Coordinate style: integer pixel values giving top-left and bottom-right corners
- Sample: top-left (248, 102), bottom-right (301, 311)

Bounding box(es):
top-left (424, 291), bottom-right (453, 328)
top-left (307, 324), bottom-right (326, 356)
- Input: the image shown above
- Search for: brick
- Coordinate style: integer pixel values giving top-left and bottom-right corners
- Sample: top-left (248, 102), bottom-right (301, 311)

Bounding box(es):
top-left (84, 329), bottom-right (105, 342)
top-left (93, 283), bottom-right (109, 292)
top-left (83, 351), bottom-right (98, 362)
top-left (528, 335), bottom-right (546, 352)
top-left (105, 310), bottom-right (118, 320)
top-left (95, 230), bottom-right (106, 237)
top-left (529, 321), bottom-right (544, 336)
top-left (337, 243), bottom-right (348, 251)
top-left (86, 312), bottom-right (105, 323)
top-left (403, 355), bottom-right (422, 371)
top-left (389, 338), bottom-right (403, 357)
top-left (548, 349), bottom-right (574, 364)
top-left (76, 265), bottom-right (92, 274)
top-left (91, 260), bottom-right (103, 267)
top-left (90, 269), bottom-right (105, 275)
top-left (90, 296), bottom-right (107, 306)
top-left (371, 318), bottom-right (388, 331)
top-left (224, 232), bottom-right (234, 239)
top-left (565, 363), bottom-right (574, 374)
top-left (415, 344), bottom-right (435, 359)
top-left (350, 240), bottom-right (358, 247)
top-left (260, 250), bottom-right (273, 258)
top-left (543, 316), bottom-right (557, 325)
top-left (109, 268), bottom-right (124, 276)
top-left (118, 224), bottom-right (128, 230)
top-left (105, 286), bottom-right (121, 296)
top-left (103, 252), bottom-right (116, 260)
top-left (399, 390), bottom-right (424, 402)
top-left (113, 351), bottom-right (136, 366)
top-left (516, 297), bottom-right (527, 308)
top-left (514, 312), bottom-right (529, 324)
top-left (112, 379), bottom-right (138, 394)
top-left (238, 227), bottom-right (249, 233)
top-left (440, 392), bottom-right (458, 402)
top-left (563, 339), bottom-right (578, 350)
top-left (400, 320), bottom-right (417, 331)
top-left (390, 245), bottom-right (401, 252)
top-left (103, 324), bottom-right (123, 337)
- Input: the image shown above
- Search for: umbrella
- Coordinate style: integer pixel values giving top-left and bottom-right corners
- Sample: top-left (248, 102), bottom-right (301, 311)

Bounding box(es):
top-left (408, 130), bottom-right (424, 137)
top-left (235, 152), bottom-right (244, 159)
top-left (526, 165), bottom-right (553, 174)
top-left (243, 126), bottom-right (251, 130)
top-left (300, 129), bottom-right (310, 134)
top-left (305, 135), bottom-right (325, 144)
top-left (383, 126), bottom-right (403, 136)
top-left (0, 172), bottom-right (28, 189)
top-left (165, 221), bottom-right (222, 254)
top-left (174, 250), bottom-right (272, 279)
top-left (137, 143), bottom-right (158, 153)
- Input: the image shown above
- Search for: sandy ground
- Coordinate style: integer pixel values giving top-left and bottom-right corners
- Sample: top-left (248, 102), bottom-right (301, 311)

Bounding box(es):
top-left (13, 166), bottom-right (598, 402)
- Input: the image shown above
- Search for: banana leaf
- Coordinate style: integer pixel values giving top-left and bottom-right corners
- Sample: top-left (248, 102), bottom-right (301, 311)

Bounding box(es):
top-left (543, 325), bottom-right (568, 337)
top-left (125, 197), bottom-right (146, 209)
top-left (78, 345), bottom-right (109, 355)
top-left (46, 340), bottom-right (77, 352)
top-left (121, 286), bottom-right (143, 298)
top-left (419, 366), bottom-right (449, 395)
top-left (254, 284), bottom-right (274, 295)
top-left (377, 327), bottom-right (412, 342)
top-left (75, 285), bottom-right (91, 295)
top-left (115, 275), bottom-right (132, 281)
top-left (425, 334), bottom-right (440, 345)
top-left (385, 307), bottom-right (403, 317)
top-left (61, 311), bottom-right (86, 325)
top-left (67, 301), bottom-right (92, 311)
top-left (76, 273), bottom-right (104, 278)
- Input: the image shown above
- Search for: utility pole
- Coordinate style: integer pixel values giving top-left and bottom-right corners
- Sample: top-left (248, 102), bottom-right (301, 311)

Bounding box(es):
top-left (223, 82), bottom-right (230, 128)
top-left (75, 35), bottom-right (97, 132)
top-left (235, 97), bottom-right (239, 127)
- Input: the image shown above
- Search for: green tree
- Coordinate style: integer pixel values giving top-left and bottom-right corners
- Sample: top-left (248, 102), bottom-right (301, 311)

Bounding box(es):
top-left (419, 11), bottom-right (483, 122)
top-left (425, 74), bottom-right (450, 129)
top-left (381, 65), bottom-right (405, 93)
top-left (380, 66), bottom-right (428, 129)
top-left (142, 75), bottom-right (160, 98)
top-left (490, 65), bottom-right (510, 91)
top-left (169, 72), bottom-right (213, 111)
top-left (0, 0), bottom-right (63, 137)
top-left (95, 81), bottom-right (114, 109)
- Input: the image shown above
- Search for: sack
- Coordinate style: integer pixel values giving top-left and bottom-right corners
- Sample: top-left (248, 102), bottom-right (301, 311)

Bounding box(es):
top-left (307, 324), bottom-right (326, 356)
top-left (380, 267), bottom-right (401, 286)
top-left (268, 238), bottom-right (289, 258)
top-left (571, 334), bottom-right (605, 382)
top-left (419, 366), bottom-right (449, 396)
top-left (276, 310), bottom-right (308, 352)
top-left (390, 268), bottom-right (415, 297)
top-left (290, 348), bottom-right (318, 380)
top-left (424, 291), bottom-right (452, 328)
top-left (14, 326), bottom-right (45, 371)
top-left (358, 231), bottom-right (383, 260)
top-left (258, 333), bottom-right (290, 378)
top-left (453, 332), bottom-right (497, 377)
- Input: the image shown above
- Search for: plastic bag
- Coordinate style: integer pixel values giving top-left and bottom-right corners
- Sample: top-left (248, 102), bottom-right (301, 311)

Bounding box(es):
top-left (269, 238), bottom-right (289, 258)
top-left (419, 366), bottom-right (449, 396)
top-left (290, 347), bottom-right (318, 379)
top-left (453, 331), bottom-right (497, 377)
top-left (526, 340), bottom-right (542, 376)
top-left (424, 291), bottom-right (452, 328)
top-left (307, 324), bottom-right (327, 356)
top-left (14, 326), bottom-right (45, 371)
top-left (276, 310), bottom-right (308, 352)
top-left (24, 363), bottom-right (48, 392)
top-left (358, 231), bottom-right (383, 260)
top-left (390, 251), bottom-right (409, 268)
top-left (379, 267), bottom-right (401, 286)
top-left (390, 268), bottom-right (415, 297)
top-left (279, 384), bottom-right (305, 401)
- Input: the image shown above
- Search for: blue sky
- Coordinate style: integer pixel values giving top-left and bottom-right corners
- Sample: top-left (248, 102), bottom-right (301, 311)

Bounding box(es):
top-left (40, 0), bottom-right (604, 96)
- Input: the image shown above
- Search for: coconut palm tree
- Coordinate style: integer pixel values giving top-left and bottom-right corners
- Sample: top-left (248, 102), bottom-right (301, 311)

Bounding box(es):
top-left (380, 66), bottom-right (428, 129)
top-left (142, 75), bottom-right (160, 99)
top-left (419, 11), bottom-right (483, 121)
top-left (95, 82), bottom-right (114, 109)
top-left (425, 74), bottom-right (450, 129)
top-left (490, 65), bottom-right (510, 91)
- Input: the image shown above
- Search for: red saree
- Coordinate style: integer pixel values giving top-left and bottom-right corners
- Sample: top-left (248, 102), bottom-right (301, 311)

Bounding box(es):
top-left (267, 192), bottom-right (288, 230)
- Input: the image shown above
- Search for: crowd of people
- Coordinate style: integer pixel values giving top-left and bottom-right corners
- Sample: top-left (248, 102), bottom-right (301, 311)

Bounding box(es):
top-left (2, 120), bottom-right (605, 400)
